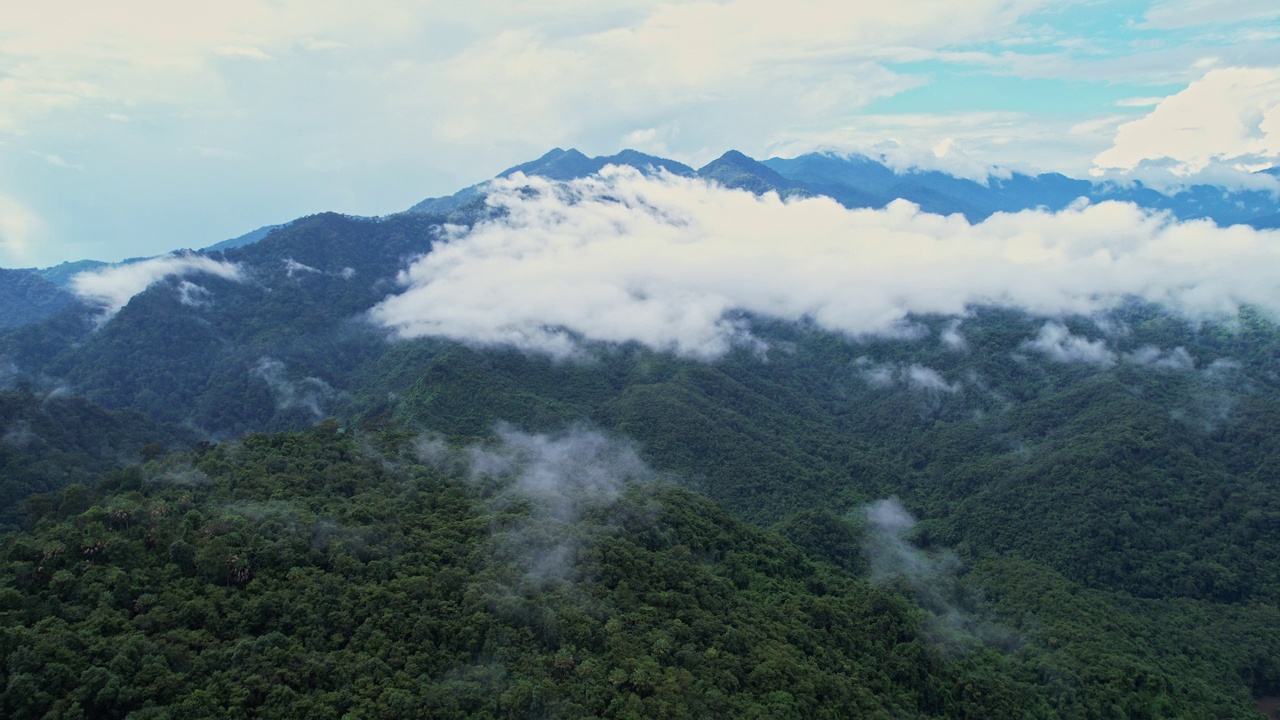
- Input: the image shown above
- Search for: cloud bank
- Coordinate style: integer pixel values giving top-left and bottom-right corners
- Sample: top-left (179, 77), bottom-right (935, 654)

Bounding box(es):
top-left (71, 254), bottom-right (244, 319)
top-left (371, 168), bottom-right (1280, 359)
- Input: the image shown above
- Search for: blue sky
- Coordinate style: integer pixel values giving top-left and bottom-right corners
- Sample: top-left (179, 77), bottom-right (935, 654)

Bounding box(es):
top-left (1, 0), bottom-right (1278, 268)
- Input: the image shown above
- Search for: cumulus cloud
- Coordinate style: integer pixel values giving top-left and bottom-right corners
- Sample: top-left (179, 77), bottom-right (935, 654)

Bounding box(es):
top-left (1094, 66), bottom-right (1280, 176)
top-left (416, 425), bottom-right (655, 581)
top-left (1023, 322), bottom-right (1117, 367)
top-left (251, 357), bottom-right (339, 421)
top-left (70, 254), bottom-right (244, 319)
top-left (371, 168), bottom-right (1280, 360)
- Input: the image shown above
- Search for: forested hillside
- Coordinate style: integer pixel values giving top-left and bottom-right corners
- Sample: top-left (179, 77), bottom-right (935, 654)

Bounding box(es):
top-left (2, 424), bottom-right (1271, 718)
top-left (3, 150), bottom-right (1280, 716)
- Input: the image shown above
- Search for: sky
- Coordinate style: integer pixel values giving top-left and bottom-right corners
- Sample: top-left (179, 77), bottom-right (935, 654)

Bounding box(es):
top-left (2, 0), bottom-right (1279, 268)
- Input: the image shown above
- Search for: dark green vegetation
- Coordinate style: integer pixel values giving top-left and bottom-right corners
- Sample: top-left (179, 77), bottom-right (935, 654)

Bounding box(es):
top-left (3, 156), bottom-right (1280, 715)
top-left (3, 424), bottom-right (1272, 718)
top-left (0, 388), bottom-right (191, 531)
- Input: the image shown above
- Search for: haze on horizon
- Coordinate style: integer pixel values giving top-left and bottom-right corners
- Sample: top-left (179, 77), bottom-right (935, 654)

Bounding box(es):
top-left (2, 0), bottom-right (1279, 268)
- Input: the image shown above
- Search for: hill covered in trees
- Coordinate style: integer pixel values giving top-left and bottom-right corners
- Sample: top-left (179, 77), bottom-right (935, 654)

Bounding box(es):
top-left (4, 424), bottom-right (1273, 718)
top-left (4, 150), bottom-right (1280, 715)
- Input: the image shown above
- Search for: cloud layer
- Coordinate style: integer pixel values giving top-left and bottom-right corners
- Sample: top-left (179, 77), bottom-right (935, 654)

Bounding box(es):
top-left (371, 168), bottom-right (1280, 359)
top-left (71, 254), bottom-right (244, 318)
top-left (6, 2), bottom-right (1280, 267)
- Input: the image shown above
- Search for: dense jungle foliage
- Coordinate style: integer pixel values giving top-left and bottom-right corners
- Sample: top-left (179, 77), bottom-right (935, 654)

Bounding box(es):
top-left (2, 424), bottom-right (1273, 718)
top-left (3, 209), bottom-right (1280, 716)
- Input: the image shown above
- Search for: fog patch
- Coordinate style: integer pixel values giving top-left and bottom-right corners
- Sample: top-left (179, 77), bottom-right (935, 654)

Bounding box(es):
top-left (1024, 322), bottom-right (1117, 367)
top-left (2, 420), bottom-right (36, 449)
top-left (856, 358), bottom-right (960, 394)
top-left (862, 497), bottom-right (1010, 652)
top-left (905, 365), bottom-right (962, 394)
top-left (153, 466), bottom-right (211, 486)
top-left (1126, 345), bottom-right (1196, 371)
top-left (176, 281), bottom-right (211, 308)
top-left (416, 425), bottom-right (656, 582)
top-left (1203, 357), bottom-right (1242, 380)
top-left (940, 320), bottom-right (969, 351)
top-left (71, 253), bottom-right (244, 321)
top-left (284, 258), bottom-right (322, 278)
top-left (370, 168), bottom-right (1280, 360)
top-left (251, 357), bottom-right (339, 422)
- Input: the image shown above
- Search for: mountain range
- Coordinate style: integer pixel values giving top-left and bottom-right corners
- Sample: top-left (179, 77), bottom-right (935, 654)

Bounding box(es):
top-left (2, 147), bottom-right (1280, 716)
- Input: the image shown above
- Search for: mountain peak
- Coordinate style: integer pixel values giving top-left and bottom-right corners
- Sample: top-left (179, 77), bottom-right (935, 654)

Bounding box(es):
top-left (696, 150), bottom-right (801, 194)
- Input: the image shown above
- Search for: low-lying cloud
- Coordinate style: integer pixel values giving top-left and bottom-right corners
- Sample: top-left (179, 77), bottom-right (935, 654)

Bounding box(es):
top-left (2, 421), bottom-right (37, 449)
top-left (1024, 322), bottom-right (1117, 367)
top-left (251, 357), bottom-right (339, 421)
top-left (71, 253), bottom-right (244, 319)
top-left (1126, 345), bottom-right (1196, 371)
top-left (863, 497), bottom-right (1008, 651)
top-left (856, 358), bottom-right (960, 394)
top-left (371, 168), bottom-right (1280, 359)
top-left (416, 425), bottom-right (655, 581)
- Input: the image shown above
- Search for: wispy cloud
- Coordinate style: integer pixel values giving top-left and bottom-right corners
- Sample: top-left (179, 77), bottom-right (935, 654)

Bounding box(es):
top-left (416, 425), bottom-right (656, 581)
top-left (371, 168), bottom-right (1280, 359)
top-left (70, 253), bottom-right (244, 319)
top-left (862, 497), bottom-right (1009, 650)
top-left (251, 357), bottom-right (338, 421)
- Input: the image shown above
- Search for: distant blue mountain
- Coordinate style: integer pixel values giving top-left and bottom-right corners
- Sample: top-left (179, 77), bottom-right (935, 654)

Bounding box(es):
top-left (404, 148), bottom-right (1280, 230)
top-left (762, 153), bottom-right (1280, 228)
top-left (204, 224), bottom-right (285, 253)
top-left (33, 260), bottom-right (111, 288)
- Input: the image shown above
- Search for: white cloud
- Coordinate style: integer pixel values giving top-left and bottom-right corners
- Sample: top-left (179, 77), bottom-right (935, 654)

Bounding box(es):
top-left (284, 258), bottom-right (321, 278)
top-left (940, 320), bottom-right (969, 351)
top-left (1126, 345), bottom-right (1196, 370)
top-left (4, 0), bottom-right (1279, 268)
top-left (856, 358), bottom-right (959, 392)
top-left (175, 280), bottom-right (212, 307)
top-left (905, 365), bottom-right (961, 393)
top-left (71, 253), bottom-right (244, 318)
top-left (1094, 66), bottom-right (1280, 176)
top-left (1023, 322), bottom-right (1116, 367)
top-left (371, 168), bottom-right (1280, 359)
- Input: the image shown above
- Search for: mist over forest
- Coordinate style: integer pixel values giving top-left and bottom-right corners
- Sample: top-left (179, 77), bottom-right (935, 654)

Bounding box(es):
top-left (3, 144), bottom-right (1280, 718)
